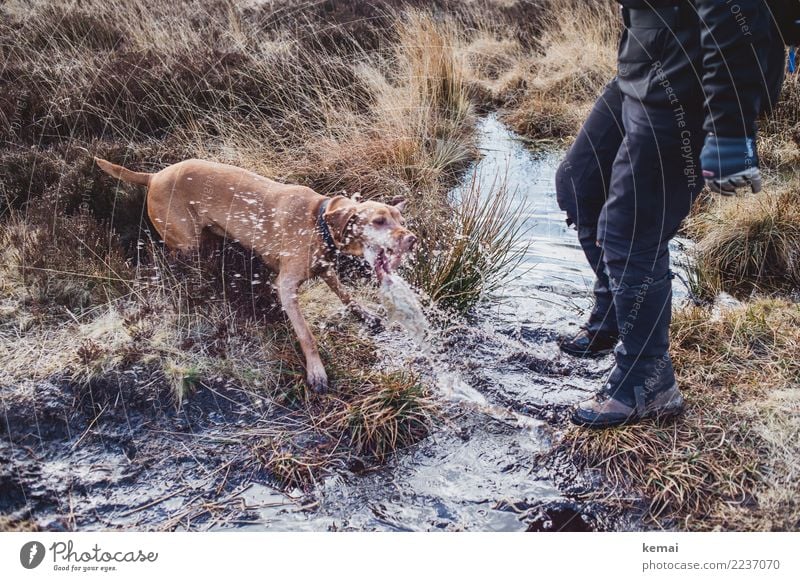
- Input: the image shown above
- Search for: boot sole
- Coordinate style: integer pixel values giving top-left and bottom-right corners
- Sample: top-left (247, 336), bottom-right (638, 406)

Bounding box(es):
top-left (558, 344), bottom-right (615, 358)
top-left (570, 399), bottom-right (685, 429)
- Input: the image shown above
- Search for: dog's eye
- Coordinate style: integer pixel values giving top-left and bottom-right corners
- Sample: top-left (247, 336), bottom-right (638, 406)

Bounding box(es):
top-left (373, 216), bottom-right (387, 226)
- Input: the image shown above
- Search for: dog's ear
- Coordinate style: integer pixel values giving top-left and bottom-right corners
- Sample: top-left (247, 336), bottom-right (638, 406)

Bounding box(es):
top-left (390, 196), bottom-right (407, 212)
top-left (324, 197), bottom-right (359, 244)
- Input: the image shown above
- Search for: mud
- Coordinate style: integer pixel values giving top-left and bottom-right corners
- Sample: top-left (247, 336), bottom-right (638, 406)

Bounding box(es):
top-left (0, 369), bottom-right (284, 530)
top-left (1, 116), bottom-right (690, 531)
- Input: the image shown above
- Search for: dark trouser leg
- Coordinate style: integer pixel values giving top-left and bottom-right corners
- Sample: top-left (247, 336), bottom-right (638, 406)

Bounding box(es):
top-left (578, 227), bottom-right (616, 334)
top-left (598, 96), bottom-right (704, 407)
top-left (556, 80), bottom-right (624, 334)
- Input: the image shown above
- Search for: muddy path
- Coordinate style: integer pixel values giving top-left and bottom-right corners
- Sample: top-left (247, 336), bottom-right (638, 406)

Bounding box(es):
top-left (1, 116), bottom-right (691, 531)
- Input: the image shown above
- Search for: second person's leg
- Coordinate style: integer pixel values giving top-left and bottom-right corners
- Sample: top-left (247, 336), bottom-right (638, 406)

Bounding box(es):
top-left (555, 79), bottom-right (625, 356)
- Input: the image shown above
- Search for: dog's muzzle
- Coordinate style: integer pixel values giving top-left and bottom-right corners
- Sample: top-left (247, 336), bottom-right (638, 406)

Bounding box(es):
top-left (371, 231), bottom-right (416, 283)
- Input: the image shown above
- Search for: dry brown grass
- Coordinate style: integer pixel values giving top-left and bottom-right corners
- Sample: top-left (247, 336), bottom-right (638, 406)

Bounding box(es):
top-left (502, 0), bottom-right (618, 140)
top-left (0, 290), bottom-right (284, 400)
top-left (0, 516), bottom-right (39, 532)
top-left (759, 72), bottom-right (800, 172)
top-left (253, 437), bottom-right (339, 493)
top-left (330, 371), bottom-right (435, 460)
top-left (557, 298), bottom-right (800, 530)
top-left (460, 32), bottom-right (531, 108)
top-left (687, 177), bottom-right (800, 298)
top-left (407, 172), bottom-right (528, 312)
top-left (508, 2), bottom-right (800, 532)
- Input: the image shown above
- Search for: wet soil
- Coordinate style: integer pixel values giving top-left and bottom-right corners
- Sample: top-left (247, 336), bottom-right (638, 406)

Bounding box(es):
top-left (0, 370), bottom-right (282, 530)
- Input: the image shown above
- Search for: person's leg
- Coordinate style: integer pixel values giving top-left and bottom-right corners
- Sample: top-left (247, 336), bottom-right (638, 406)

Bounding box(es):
top-left (555, 79), bottom-right (625, 356)
top-left (572, 95), bottom-right (704, 427)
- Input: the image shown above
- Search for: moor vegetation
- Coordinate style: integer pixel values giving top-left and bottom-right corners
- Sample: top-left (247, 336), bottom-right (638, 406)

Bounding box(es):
top-left (1, 0), bottom-right (799, 531)
top-left (0, 0), bottom-right (548, 529)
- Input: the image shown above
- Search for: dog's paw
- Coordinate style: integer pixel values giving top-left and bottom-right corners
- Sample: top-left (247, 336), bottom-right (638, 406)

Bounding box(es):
top-left (350, 305), bottom-right (384, 332)
top-left (306, 367), bottom-right (329, 395)
top-left (363, 314), bottom-right (384, 333)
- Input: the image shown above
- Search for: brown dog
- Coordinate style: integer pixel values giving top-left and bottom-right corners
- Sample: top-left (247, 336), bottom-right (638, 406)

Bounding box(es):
top-left (95, 157), bottom-right (417, 392)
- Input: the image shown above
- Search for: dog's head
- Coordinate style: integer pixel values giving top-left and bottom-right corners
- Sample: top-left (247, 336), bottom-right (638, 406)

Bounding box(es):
top-left (324, 195), bottom-right (417, 282)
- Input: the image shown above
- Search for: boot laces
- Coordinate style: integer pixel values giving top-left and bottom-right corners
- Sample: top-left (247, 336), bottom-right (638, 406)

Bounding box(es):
top-left (594, 385), bottom-right (614, 402)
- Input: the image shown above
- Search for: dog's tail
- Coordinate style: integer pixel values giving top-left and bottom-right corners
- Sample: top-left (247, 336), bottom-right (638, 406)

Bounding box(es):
top-left (94, 157), bottom-right (152, 186)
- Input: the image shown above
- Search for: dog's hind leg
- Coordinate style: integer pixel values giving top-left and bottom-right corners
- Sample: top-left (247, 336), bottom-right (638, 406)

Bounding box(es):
top-left (148, 204), bottom-right (203, 255)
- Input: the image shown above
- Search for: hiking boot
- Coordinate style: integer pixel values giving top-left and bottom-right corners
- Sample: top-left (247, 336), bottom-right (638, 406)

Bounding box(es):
top-left (571, 382), bottom-right (685, 428)
top-left (559, 328), bottom-right (619, 358)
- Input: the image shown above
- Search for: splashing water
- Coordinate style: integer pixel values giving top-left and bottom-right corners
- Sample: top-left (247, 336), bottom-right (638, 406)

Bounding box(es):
top-left (379, 274), bottom-right (430, 348)
top-left (378, 273), bottom-right (540, 431)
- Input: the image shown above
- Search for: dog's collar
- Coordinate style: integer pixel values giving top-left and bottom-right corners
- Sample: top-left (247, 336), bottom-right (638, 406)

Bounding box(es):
top-left (316, 198), bottom-right (338, 254)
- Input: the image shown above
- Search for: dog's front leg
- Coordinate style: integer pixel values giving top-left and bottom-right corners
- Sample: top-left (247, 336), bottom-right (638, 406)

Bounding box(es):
top-left (276, 272), bottom-right (328, 393)
top-left (320, 269), bottom-right (382, 331)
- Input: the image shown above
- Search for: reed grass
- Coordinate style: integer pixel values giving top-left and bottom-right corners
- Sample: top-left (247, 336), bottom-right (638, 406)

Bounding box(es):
top-left (408, 172), bottom-right (529, 313)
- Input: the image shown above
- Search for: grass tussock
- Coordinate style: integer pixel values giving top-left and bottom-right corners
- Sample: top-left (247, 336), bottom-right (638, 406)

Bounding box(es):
top-left (687, 179), bottom-right (800, 298)
top-left (502, 0), bottom-right (619, 140)
top-left (253, 370), bottom-right (435, 491)
top-left (408, 172), bottom-right (528, 312)
top-left (558, 299), bottom-right (800, 530)
top-left (0, 516), bottom-right (39, 532)
top-left (686, 63), bottom-right (800, 302)
top-left (758, 72), bottom-right (800, 172)
top-left (332, 371), bottom-right (434, 460)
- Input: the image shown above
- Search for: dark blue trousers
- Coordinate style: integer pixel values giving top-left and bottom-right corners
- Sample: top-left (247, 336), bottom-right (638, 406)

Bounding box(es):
top-left (556, 78), bottom-right (704, 405)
